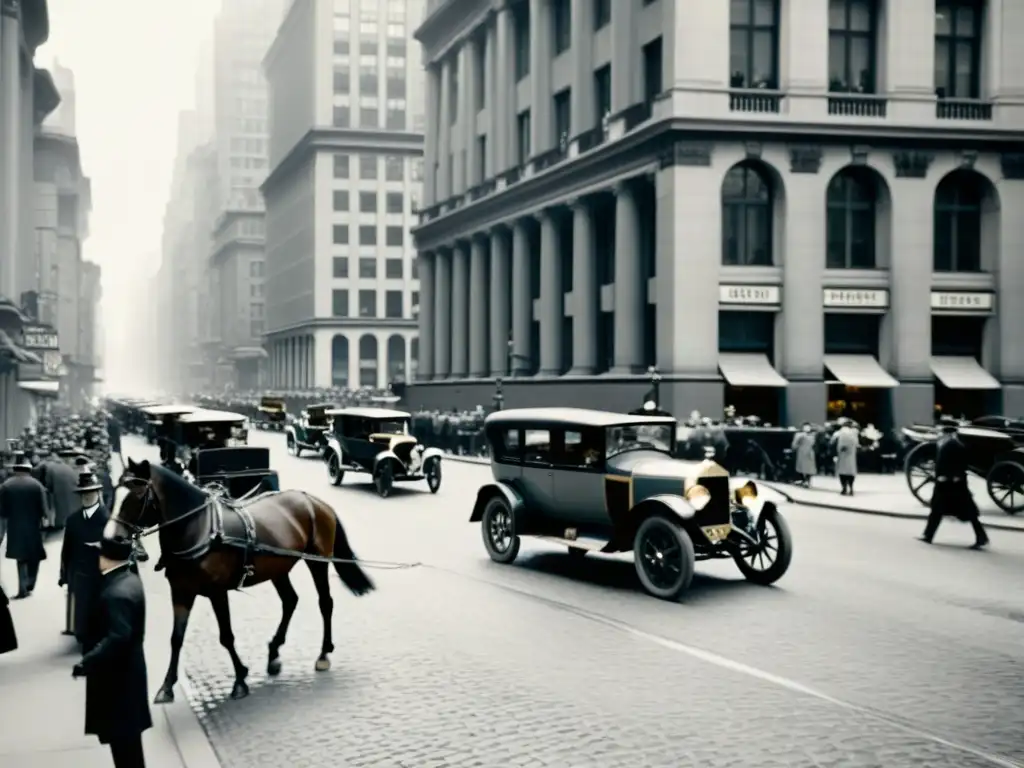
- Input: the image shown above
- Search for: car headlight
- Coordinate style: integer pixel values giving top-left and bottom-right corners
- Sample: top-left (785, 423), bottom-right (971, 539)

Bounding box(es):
top-left (685, 484), bottom-right (711, 511)
top-left (734, 480), bottom-right (764, 512)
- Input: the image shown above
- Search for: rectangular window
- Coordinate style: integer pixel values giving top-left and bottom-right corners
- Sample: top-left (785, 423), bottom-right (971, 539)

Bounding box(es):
top-left (385, 226), bottom-right (404, 246)
top-left (384, 156), bottom-right (404, 181)
top-left (828, 0), bottom-right (877, 92)
top-left (359, 257), bottom-right (377, 278)
top-left (333, 37), bottom-right (350, 55)
top-left (333, 153), bottom-right (350, 178)
top-left (333, 256), bottom-right (349, 278)
top-left (385, 290), bottom-right (403, 318)
top-left (552, 0), bottom-right (572, 55)
top-left (642, 37), bottom-right (663, 101)
top-left (360, 155), bottom-right (377, 179)
top-left (333, 190), bottom-right (350, 211)
top-left (594, 65), bottom-right (612, 124)
top-left (359, 70), bottom-right (379, 94)
top-left (386, 72), bottom-right (406, 98)
top-left (513, 2), bottom-right (531, 80)
top-left (359, 225), bottom-right (377, 245)
top-left (386, 192), bottom-right (404, 213)
top-left (332, 289), bottom-right (349, 317)
top-left (729, 0), bottom-right (780, 89)
top-left (359, 191), bottom-right (377, 213)
top-left (385, 258), bottom-right (403, 278)
top-left (594, 0), bottom-right (611, 29)
top-left (553, 89), bottom-right (571, 147)
top-left (493, 428), bottom-right (521, 463)
top-left (387, 38), bottom-right (406, 57)
top-left (332, 224), bottom-right (349, 244)
top-left (934, 0), bottom-right (982, 98)
top-left (333, 105), bottom-right (350, 127)
top-left (477, 135), bottom-right (487, 183)
top-left (360, 38), bottom-right (378, 55)
top-left (448, 61), bottom-right (459, 124)
top-left (385, 105), bottom-right (405, 129)
top-left (333, 68), bottom-right (350, 93)
top-left (361, 106), bottom-right (379, 127)
top-left (358, 290), bottom-right (377, 318)
top-left (516, 110), bottom-right (531, 164)
top-left (475, 38), bottom-right (487, 108)
top-left (522, 429), bottom-right (552, 464)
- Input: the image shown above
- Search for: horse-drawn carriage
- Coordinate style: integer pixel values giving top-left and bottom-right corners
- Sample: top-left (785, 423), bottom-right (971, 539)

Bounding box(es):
top-left (285, 403), bottom-right (335, 457)
top-left (142, 403), bottom-right (198, 445)
top-left (255, 396), bottom-right (287, 431)
top-left (175, 409), bottom-right (274, 498)
top-left (903, 418), bottom-right (1024, 514)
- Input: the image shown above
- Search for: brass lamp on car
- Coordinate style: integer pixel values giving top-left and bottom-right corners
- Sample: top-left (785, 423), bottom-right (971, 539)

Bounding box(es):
top-left (684, 483), bottom-right (711, 511)
top-left (734, 480), bottom-right (760, 509)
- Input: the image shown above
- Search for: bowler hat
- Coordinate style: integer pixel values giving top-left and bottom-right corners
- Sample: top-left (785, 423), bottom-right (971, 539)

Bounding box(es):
top-left (8, 451), bottom-right (32, 472)
top-left (73, 471), bottom-right (103, 493)
top-left (73, 456), bottom-right (91, 467)
top-left (86, 535), bottom-right (135, 562)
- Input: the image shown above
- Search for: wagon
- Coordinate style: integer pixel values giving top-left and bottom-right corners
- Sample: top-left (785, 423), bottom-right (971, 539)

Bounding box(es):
top-left (903, 420), bottom-right (1024, 514)
top-left (285, 403), bottom-right (336, 457)
top-left (471, 408), bottom-right (794, 601)
top-left (255, 396), bottom-right (287, 431)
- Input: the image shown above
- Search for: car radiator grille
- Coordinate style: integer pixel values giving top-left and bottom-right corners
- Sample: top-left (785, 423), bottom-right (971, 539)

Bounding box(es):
top-left (695, 476), bottom-right (732, 527)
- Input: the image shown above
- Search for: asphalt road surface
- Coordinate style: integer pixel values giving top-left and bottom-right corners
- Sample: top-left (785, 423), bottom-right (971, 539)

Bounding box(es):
top-left (120, 433), bottom-right (1024, 768)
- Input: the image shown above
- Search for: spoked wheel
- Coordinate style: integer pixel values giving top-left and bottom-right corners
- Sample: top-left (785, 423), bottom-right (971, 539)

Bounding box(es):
top-left (424, 457), bottom-right (442, 493)
top-left (374, 461), bottom-right (394, 498)
top-left (904, 442), bottom-right (937, 507)
top-left (328, 454), bottom-right (344, 486)
top-left (633, 516), bottom-right (695, 601)
top-left (732, 511), bottom-right (793, 586)
top-left (987, 460), bottom-right (1024, 514)
top-left (481, 496), bottom-right (520, 564)
top-left (286, 436), bottom-right (297, 456)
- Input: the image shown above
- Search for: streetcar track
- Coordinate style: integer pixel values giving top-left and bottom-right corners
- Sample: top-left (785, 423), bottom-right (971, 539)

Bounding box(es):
top-left (426, 562), bottom-right (1024, 768)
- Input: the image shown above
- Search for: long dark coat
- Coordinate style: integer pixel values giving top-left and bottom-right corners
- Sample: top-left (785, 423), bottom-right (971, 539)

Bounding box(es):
top-left (60, 505), bottom-right (111, 641)
top-left (44, 461), bottom-right (79, 530)
top-left (0, 583), bottom-right (16, 654)
top-left (931, 433), bottom-right (980, 521)
top-left (80, 564), bottom-right (152, 744)
top-left (97, 469), bottom-right (115, 511)
top-left (107, 417), bottom-right (122, 454)
top-left (0, 474), bottom-right (48, 562)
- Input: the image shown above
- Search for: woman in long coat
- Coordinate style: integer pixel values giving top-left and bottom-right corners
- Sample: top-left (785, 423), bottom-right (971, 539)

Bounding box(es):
top-left (791, 424), bottom-right (817, 486)
top-left (831, 419), bottom-right (860, 495)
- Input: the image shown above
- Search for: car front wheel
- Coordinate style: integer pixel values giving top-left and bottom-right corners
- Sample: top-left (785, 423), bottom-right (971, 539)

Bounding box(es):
top-left (633, 515), bottom-right (695, 601)
top-left (327, 453), bottom-right (344, 486)
top-left (424, 457), bottom-right (441, 493)
top-left (481, 496), bottom-right (520, 564)
top-left (374, 461), bottom-right (394, 498)
top-left (732, 510), bottom-right (793, 586)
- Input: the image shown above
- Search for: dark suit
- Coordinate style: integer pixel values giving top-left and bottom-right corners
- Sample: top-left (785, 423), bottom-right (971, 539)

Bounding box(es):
top-left (923, 432), bottom-right (989, 546)
top-left (80, 563), bottom-right (152, 766)
top-left (44, 460), bottom-right (79, 530)
top-left (0, 473), bottom-right (49, 595)
top-left (97, 469), bottom-right (115, 511)
top-left (60, 504), bottom-right (110, 641)
top-left (0, 583), bottom-right (16, 654)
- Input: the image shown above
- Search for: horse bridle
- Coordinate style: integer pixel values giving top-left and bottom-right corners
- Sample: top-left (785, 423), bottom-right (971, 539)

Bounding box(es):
top-left (112, 474), bottom-right (212, 540)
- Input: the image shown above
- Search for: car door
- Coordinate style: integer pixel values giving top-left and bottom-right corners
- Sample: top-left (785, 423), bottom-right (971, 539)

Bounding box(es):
top-left (552, 428), bottom-right (609, 528)
top-left (520, 427), bottom-right (556, 514)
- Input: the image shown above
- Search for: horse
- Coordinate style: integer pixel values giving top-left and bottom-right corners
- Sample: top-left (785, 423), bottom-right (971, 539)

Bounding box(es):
top-left (110, 458), bottom-right (374, 703)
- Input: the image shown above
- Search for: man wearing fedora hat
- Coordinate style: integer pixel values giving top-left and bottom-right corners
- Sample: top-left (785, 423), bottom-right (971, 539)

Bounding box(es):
top-left (0, 452), bottom-right (49, 598)
top-left (60, 469), bottom-right (112, 642)
top-left (921, 418), bottom-right (990, 548)
top-left (73, 535), bottom-right (152, 767)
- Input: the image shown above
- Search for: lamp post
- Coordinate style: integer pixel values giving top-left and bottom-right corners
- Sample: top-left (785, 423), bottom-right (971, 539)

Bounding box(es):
top-left (493, 376), bottom-right (504, 411)
top-left (648, 365), bottom-right (661, 408)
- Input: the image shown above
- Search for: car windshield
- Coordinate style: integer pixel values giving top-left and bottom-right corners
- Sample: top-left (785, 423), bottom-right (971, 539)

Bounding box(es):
top-left (374, 420), bottom-right (408, 435)
top-left (606, 423), bottom-right (673, 459)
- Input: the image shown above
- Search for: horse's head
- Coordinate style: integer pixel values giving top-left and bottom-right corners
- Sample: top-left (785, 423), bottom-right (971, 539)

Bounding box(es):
top-left (107, 458), bottom-right (161, 538)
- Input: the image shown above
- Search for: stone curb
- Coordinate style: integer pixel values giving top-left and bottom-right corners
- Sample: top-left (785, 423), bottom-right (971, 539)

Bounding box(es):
top-left (441, 454), bottom-right (1024, 533)
top-left (162, 674), bottom-right (224, 768)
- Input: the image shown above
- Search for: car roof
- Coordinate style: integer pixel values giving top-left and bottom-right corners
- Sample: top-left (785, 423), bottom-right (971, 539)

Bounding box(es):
top-left (486, 407), bottom-right (677, 429)
top-left (177, 409), bottom-right (246, 424)
top-left (325, 407), bottom-right (411, 419)
top-left (143, 404), bottom-right (197, 415)
top-left (305, 403), bottom-right (337, 410)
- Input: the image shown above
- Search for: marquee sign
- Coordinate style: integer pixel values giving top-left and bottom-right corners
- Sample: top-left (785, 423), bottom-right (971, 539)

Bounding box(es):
top-left (22, 324), bottom-right (59, 350)
top-left (823, 288), bottom-right (889, 308)
top-left (718, 284), bottom-right (781, 305)
top-left (930, 291), bottom-right (995, 311)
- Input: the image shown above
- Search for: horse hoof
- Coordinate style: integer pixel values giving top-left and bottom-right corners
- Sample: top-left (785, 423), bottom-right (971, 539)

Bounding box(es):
top-left (267, 659), bottom-right (282, 676)
top-left (314, 658), bottom-right (331, 672)
top-left (230, 681), bottom-right (250, 700)
top-left (154, 688), bottom-right (174, 705)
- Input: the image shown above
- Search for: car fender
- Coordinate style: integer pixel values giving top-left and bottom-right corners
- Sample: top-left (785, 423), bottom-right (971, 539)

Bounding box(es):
top-left (373, 450), bottom-right (402, 473)
top-left (284, 425), bottom-right (297, 441)
top-left (470, 482), bottom-right (524, 524)
top-left (421, 446), bottom-right (443, 462)
top-left (755, 499), bottom-right (780, 528)
top-left (325, 437), bottom-right (342, 462)
top-left (630, 494), bottom-right (698, 524)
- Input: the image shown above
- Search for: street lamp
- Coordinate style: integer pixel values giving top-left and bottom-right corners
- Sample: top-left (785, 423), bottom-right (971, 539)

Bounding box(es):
top-left (493, 376), bottom-right (504, 411)
top-left (647, 365), bottom-right (662, 409)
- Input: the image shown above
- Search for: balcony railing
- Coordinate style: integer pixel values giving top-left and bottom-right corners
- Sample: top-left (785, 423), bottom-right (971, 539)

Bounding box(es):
top-left (936, 97), bottom-right (992, 121)
top-left (622, 100), bottom-right (653, 131)
top-left (729, 89), bottom-right (784, 114)
top-left (576, 124), bottom-right (606, 153)
top-left (827, 92), bottom-right (887, 118)
top-left (466, 178), bottom-right (497, 202)
top-left (532, 144), bottom-right (567, 173)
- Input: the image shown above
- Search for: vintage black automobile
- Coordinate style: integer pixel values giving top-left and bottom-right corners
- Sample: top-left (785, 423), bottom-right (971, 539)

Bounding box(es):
top-left (285, 402), bottom-right (335, 457)
top-left (470, 408), bottom-right (793, 600)
top-left (175, 410), bottom-right (275, 498)
top-left (323, 407), bottom-right (443, 497)
top-left (255, 396), bottom-right (287, 431)
top-left (142, 403), bottom-right (198, 445)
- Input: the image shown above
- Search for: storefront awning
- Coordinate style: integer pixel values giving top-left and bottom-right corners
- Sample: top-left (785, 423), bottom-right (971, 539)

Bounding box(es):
top-left (931, 356), bottom-right (1001, 390)
top-left (719, 353), bottom-right (788, 387)
top-left (18, 379), bottom-right (59, 395)
top-left (824, 354), bottom-right (898, 388)
top-left (0, 329), bottom-right (41, 364)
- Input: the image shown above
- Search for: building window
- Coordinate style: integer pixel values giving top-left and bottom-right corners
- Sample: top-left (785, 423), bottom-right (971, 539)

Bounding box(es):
top-left (387, 37), bottom-right (406, 57)
top-left (359, 225), bottom-right (377, 245)
top-left (249, 260), bottom-right (264, 277)
top-left (333, 68), bottom-right (350, 93)
top-left (333, 37), bottom-right (350, 55)
top-left (359, 192), bottom-right (377, 213)
top-left (385, 258), bottom-right (403, 278)
top-left (385, 104), bottom-right (405, 129)
top-left (333, 190), bottom-right (350, 211)
top-left (333, 105), bottom-right (350, 127)
top-left (826, 167), bottom-right (878, 269)
top-left (385, 290), bottom-right (403, 318)
top-left (729, 0), bottom-right (779, 89)
top-left (642, 37), bottom-right (663, 101)
top-left (513, 2), bottom-right (530, 80)
top-left (516, 110), bottom-right (531, 165)
top-left (385, 155), bottom-right (403, 180)
top-left (360, 37), bottom-right (378, 55)
top-left (361, 106), bottom-right (379, 127)
top-left (828, 0), bottom-right (876, 92)
top-left (474, 37), bottom-right (487, 108)
top-left (359, 69), bottom-right (378, 95)
top-left (594, 0), bottom-right (610, 30)
top-left (386, 192), bottom-right (404, 213)
top-left (721, 162), bottom-right (773, 266)
top-left (552, 0), bottom-right (571, 55)
top-left (553, 90), bottom-right (570, 149)
top-left (333, 256), bottom-right (349, 278)
top-left (360, 155), bottom-right (377, 179)
top-left (385, 226), bottom-right (404, 246)
top-left (332, 289), bottom-right (349, 317)
top-left (332, 224), bottom-right (349, 244)
top-left (359, 257), bottom-right (377, 278)
top-left (934, 170), bottom-right (984, 272)
top-left (358, 290), bottom-right (377, 318)
top-left (333, 153), bottom-right (350, 178)
top-left (594, 65), bottom-right (611, 126)
top-left (935, 0), bottom-right (982, 99)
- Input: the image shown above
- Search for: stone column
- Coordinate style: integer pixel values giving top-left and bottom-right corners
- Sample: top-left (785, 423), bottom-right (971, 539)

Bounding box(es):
top-left (434, 250), bottom-right (452, 377)
top-left (465, 38), bottom-right (482, 187)
top-left (469, 236), bottom-right (489, 376)
top-left (538, 211), bottom-right (563, 375)
top-left (510, 220), bottom-right (533, 375)
top-left (494, 7), bottom-right (511, 174)
top-left (417, 252), bottom-right (436, 379)
top-left (450, 243), bottom-right (470, 377)
top-left (884, 0), bottom-right (936, 122)
top-left (438, 58), bottom-right (453, 200)
top-left (569, 0), bottom-right (594, 141)
top-left (612, 183), bottom-right (644, 372)
top-left (569, 199), bottom-right (597, 374)
top-left (0, 5), bottom-right (20, 298)
top-left (484, 19), bottom-right (497, 178)
top-left (529, 0), bottom-right (552, 157)
top-left (610, 0), bottom-right (636, 112)
top-left (489, 228), bottom-right (512, 376)
top-left (424, 66), bottom-right (440, 205)
top-left (452, 47), bottom-right (468, 197)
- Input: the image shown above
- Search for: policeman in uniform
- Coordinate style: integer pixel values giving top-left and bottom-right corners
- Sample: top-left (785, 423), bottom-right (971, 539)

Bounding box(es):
top-left (921, 419), bottom-right (989, 548)
top-left (60, 470), bottom-right (111, 642)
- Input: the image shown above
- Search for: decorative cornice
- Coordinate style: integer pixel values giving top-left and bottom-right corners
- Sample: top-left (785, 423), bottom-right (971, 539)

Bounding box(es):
top-left (850, 144), bottom-right (870, 165)
top-left (789, 145), bottom-right (822, 173)
top-left (265, 317), bottom-right (418, 338)
top-left (659, 140), bottom-right (713, 168)
top-left (958, 149), bottom-right (978, 169)
top-left (744, 141), bottom-right (762, 159)
top-left (892, 150), bottom-right (933, 178)
top-left (1000, 153), bottom-right (1024, 180)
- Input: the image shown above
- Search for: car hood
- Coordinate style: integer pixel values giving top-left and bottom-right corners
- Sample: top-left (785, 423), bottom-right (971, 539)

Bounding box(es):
top-left (608, 451), bottom-right (729, 482)
top-left (369, 433), bottom-right (418, 450)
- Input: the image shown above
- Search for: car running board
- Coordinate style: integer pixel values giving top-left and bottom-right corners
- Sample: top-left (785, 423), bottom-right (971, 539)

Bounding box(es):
top-left (535, 535), bottom-right (610, 552)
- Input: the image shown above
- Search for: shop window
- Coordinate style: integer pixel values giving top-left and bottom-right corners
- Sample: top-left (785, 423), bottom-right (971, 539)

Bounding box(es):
top-left (719, 311), bottom-right (774, 354)
top-left (825, 313), bottom-right (886, 426)
top-left (932, 315), bottom-right (984, 358)
top-left (824, 313), bottom-right (879, 355)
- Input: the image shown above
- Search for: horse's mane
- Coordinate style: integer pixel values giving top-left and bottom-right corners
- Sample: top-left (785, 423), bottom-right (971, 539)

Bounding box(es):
top-left (149, 461), bottom-right (208, 515)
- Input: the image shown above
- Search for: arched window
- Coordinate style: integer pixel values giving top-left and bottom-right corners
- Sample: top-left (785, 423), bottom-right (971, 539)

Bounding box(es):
top-left (410, 337), bottom-right (419, 378)
top-left (722, 163), bottom-right (773, 266)
top-left (331, 335), bottom-right (349, 388)
top-left (387, 334), bottom-right (406, 382)
top-left (934, 170), bottom-right (984, 272)
top-left (826, 167), bottom-right (877, 268)
top-left (358, 334), bottom-right (378, 387)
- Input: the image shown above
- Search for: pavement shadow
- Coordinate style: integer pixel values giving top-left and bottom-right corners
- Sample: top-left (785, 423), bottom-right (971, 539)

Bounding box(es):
top-left (335, 481), bottom-right (428, 498)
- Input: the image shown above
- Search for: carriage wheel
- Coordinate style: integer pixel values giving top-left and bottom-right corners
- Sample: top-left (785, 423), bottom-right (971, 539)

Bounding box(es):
top-left (986, 460), bottom-right (1024, 515)
top-left (904, 442), bottom-right (937, 507)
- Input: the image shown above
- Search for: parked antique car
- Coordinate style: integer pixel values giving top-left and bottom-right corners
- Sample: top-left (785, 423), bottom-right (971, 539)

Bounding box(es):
top-left (323, 407), bottom-right (443, 497)
top-left (255, 396), bottom-right (287, 431)
top-left (285, 403), bottom-right (336, 457)
top-left (142, 403), bottom-right (198, 445)
top-left (175, 410), bottom-right (274, 498)
top-left (470, 408), bottom-right (794, 601)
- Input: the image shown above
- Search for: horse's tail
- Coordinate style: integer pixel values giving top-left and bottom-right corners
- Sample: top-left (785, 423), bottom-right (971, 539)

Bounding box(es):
top-left (304, 492), bottom-right (375, 596)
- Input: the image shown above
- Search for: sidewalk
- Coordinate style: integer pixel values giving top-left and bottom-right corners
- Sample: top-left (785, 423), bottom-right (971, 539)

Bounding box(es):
top-left (0, 535), bottom-right (221, 768)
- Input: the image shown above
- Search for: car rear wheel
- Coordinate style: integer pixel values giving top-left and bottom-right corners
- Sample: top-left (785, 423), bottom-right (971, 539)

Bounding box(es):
top-left (732, 511), bottom-right (793, 586)
top-left (374, 461), bottom-right (394, 498)
top-left (633, 516), bottom-right (695, 601)
top-left (481, 496), bottom-right (520, 564)
top-left (327, 453), bottom-right (344, 486)
top-left (425, 457), bottom-right (442, 493)
top-left (286, 435), bottom-right (297, 456)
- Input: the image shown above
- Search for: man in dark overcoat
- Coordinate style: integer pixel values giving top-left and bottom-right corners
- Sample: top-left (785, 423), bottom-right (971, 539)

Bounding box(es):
top-left (60, 470), bottom-right (111, 642)
top-left (0, 581), bottom-right (16, 654)
top-left (921, 421), bottom-right (990, 548)
top-left (44, 448), bottom-right (81, 531)
top-left (72, 535), bottom-right (152, 768)
top-left (0, 453), bottom-right (49, 598)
